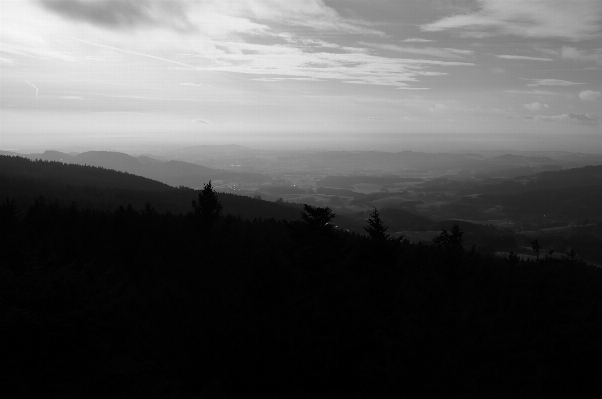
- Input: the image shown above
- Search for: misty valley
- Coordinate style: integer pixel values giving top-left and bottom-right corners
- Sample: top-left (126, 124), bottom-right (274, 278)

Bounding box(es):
top-left (4, 146), bottom-right (602, 265)
top-left (2, 147), bottom-right (602, 397)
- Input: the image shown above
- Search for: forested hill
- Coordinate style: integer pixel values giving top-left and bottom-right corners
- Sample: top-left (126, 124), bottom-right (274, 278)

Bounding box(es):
top-left (2, 171), bottom-right (602, 397)
top-left (0, 155), bottom-right (301, 221)
top-left (1, 149), bottom-right (272, 187)
top-left (0, 154), bottom-right (172, 191)
top-left (523, 164), bottom-right (602, 188)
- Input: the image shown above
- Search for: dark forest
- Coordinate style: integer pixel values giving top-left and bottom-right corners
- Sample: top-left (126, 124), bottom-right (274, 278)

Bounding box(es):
top-left (2, 156), bottom-right (602, 398)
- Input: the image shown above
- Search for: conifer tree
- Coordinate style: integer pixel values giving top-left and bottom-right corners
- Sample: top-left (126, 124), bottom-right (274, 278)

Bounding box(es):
top-left (192, 181), bottom-right (223, 227)
top-left (364, 207), bottom-right (390, 242)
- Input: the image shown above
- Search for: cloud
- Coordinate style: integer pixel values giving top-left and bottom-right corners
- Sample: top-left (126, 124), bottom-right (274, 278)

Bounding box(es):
top-left (251, 77), bottom-right (323, 82)
top-left (360, 42), bottom-right (473, 59)
top-left (496, 55), bottom-right (553, 62)
top-left (422, 0), bottom-right (602, 41)
top-left (524, 102), bottom-right (549, 111)
top-left (194, 119), bottom-right (210, 124)
top-left (504, 89), bottom-right (556, 95)
top-left (37, 0), bottom-right (384, 36)
top-left (579, 90), bottom-right (602, 101)
top-left (403, 38), bottom-right (434, 43)
top-left (190, 40), bottom-right (474, 88)
top-left (561, 46), bottom-right (602, 65)
top-left (491, 67), bottom-right (505, 74)
top-left (526, 113), bottom-right (599, 127)
top-left (523, 79), bottom-right (586, 87)
top-left (37, 0), bottom-right (195, 31)
top-left (0, 56), bottom-right (15, 65)
top-left (222, 0), bottom-right (385, 36)
top-left (60, 95), bottom-right (84, 100)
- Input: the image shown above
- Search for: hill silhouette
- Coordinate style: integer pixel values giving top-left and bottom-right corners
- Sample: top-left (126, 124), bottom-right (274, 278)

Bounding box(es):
top-left (2, 162), bottom-right (602, 398)
top-left (0, 154), bottom-right (171, 191)
top-left (0, 155), bottom-right (300, 220)
top-left (4, 149), bottom-right (272, 188)
top-left (521, 164), bottom-right (602, 188)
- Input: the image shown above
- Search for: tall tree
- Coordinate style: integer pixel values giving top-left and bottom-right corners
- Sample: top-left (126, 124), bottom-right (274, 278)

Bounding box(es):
top-left (192, 181), bottom-right (223, 228)
top-left (364, 207), bottom-right (390, 242)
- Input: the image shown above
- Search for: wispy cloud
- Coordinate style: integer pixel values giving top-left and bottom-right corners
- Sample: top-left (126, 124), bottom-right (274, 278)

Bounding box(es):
top-left (422, 0), bottom-right (602, 41)
top-left (0, 56), bottom-right (15, 65)
top-left (194, 119), bottom-right (210, 124)
top-left (496, 55), bottom-right (553, 62)
top-left (37, 0), bottom-right (385, 36)
top-left (561, 46), bottom-right (602, 66)
top-left (37, 0), bottom-right (196, 32)
top-left (403, 38), bottom-right (434, 43)
top-left (251, 77), bottom-right (324, 82)
top-left (579, 90), bottom-right (602, 101)
top-left (504, 89), bottom-right (556, 95)
top-left (189, 40), bottom-right (474, 88)
top-left (524, 102), bottom-right (549, 111)
top-left (526, 113), bottom-right (599, 127)
top-left (360, 42), bottom-right (473, 59)
top-left (523, 79), bottom-right (586, 87)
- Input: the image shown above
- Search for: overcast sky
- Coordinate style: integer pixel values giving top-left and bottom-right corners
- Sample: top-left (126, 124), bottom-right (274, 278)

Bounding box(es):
top-left (1, 0), bottom-right (601, 151)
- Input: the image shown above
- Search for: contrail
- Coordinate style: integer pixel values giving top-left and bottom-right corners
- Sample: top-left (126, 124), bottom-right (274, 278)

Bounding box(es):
top-left (66, 36), bottom-right (197, 68)
top-left (24, 80), bottom-right (39, 98)
top-left (65, 36), bottom-right (247, 81)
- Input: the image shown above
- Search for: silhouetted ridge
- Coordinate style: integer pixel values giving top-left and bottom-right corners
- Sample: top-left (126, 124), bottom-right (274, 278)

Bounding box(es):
top-left (525, 164), bottom-right (602, 188)
top-left (0, 154), bottom-right (301, 220)
top-left (0, 155), bottom-right (171, 191)
top-left (12, 149), bottom-right (273, 188)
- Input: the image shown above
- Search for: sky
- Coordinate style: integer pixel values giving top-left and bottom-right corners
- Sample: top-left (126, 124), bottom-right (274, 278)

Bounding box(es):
top-left (1, 0), bottom-right (601, 152)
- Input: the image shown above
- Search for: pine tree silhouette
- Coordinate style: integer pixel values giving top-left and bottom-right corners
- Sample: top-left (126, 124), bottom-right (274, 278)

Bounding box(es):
top-left (192, 181), bottom-right (223, 228)
top-left (364, 207), bottom-right (390, 242)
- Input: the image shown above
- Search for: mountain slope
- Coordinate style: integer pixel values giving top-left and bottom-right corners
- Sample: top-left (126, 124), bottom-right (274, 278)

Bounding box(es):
top-left (12, 150), bottom-right (272, 188)
top-left (0, 155), bottom-right (300, 220)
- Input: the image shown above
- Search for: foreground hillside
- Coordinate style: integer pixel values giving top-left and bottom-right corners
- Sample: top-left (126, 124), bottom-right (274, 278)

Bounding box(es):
top-left (2, 158), bottom-right (602, 397)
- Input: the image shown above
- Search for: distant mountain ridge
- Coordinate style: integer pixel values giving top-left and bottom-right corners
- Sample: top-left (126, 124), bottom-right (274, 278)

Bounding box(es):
top-left (523, 165), bottom-right (602, 188)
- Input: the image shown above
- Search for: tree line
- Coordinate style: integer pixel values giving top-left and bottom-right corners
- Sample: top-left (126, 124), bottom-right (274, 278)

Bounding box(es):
top-left (1, 181), bottom-right (602, 398)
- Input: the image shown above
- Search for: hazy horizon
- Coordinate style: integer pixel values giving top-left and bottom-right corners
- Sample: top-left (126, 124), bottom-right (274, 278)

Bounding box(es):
top-left (3, 132), bottom-right (602, 155)
top-left (1, 0), bottom-right (601, 152)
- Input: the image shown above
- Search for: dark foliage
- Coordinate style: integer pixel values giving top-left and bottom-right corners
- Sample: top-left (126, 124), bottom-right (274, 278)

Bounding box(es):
top-left (192, 180), bottom-right (223, 228)
top-left (3, 159), bottom-right (602, 398)
top-left (364, 207), bottom-right (391, 242)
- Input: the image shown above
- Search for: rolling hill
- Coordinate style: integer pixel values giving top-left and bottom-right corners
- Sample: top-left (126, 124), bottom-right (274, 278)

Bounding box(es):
top-left (1, 150), bottom-right (272, 188)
